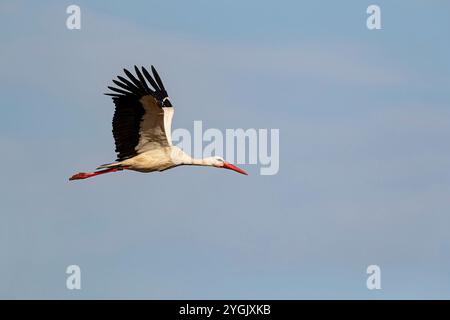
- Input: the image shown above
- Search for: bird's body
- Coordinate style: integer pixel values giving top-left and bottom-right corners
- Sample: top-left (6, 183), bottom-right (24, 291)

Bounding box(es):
top-left (99, 146), bottom-right (187, 173)
top-left (70, 65), bottom-right (247, 181)
top-left (118, 146), bottom-right (182, 173)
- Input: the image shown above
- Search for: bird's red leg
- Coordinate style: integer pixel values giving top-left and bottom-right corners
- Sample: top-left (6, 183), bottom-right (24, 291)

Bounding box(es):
top-left (69, 167), bottom-right (127, 181)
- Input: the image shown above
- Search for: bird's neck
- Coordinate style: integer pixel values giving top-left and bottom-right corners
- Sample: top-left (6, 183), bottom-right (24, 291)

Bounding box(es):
top-left (171, 147), bottom-right (215, 167)
top-left (190, 157), bottom-right (215, 167)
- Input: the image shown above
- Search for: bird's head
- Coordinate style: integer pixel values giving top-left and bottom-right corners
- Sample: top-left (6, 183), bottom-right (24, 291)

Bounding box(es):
top-left (209, 156), bottom-right (248, 175)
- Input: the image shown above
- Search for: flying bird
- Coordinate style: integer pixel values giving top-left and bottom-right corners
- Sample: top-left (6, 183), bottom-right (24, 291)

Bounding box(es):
top-left (69, 66), bottom-right (247, 181)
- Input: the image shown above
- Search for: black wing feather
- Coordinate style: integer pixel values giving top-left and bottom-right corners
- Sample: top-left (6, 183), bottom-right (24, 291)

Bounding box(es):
top-left (151, 65), bottom-right (168, 96)
top-left (111, 96), bottom-right (145, 160)
top-left (107, 86), bottom-right (132, 95)
top-left (142, 66), bottom-right (161, 92)
top-left (112, 80), bottom-right (141, 96)
top-left (117, 75), bottom-right (142, 91)
top-left (134, 65), bottom-right (152, 95)
top-left (106, 66), bottom-right (170, 161)
top-left (123, 68), bottom-right (146, 94)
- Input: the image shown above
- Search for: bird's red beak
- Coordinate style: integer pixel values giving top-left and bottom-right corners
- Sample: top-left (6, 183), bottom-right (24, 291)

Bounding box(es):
top-left (222, 162), bottom-right (248, 175)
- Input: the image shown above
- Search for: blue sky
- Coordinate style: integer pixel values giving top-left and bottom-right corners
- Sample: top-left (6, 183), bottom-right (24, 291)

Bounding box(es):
top-left (1, 1), bottom-right (450, 299)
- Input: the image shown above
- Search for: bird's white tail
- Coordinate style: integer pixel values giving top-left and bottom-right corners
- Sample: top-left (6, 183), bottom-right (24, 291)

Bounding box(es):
top-left (96, 162), bottom-right (122, 170)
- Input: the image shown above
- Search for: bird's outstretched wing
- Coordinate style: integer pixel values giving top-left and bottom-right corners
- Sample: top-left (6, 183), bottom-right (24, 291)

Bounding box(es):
top-left (105, 66), bottom-right (174, 161)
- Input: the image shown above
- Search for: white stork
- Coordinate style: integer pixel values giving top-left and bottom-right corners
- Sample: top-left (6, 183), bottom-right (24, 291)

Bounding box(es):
top-left (69, 65), bottom-right (247, 181)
